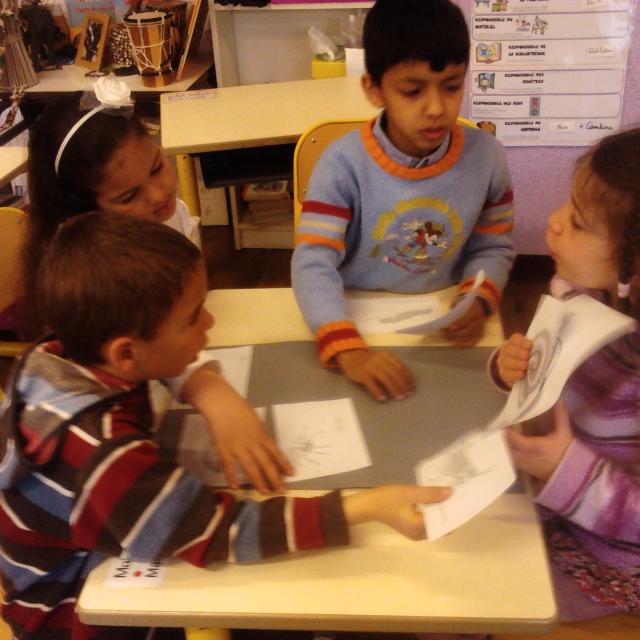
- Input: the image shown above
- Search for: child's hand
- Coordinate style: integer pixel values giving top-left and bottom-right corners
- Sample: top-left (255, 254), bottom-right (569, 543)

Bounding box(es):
top-left (442, 298), bottom-right (486, 347)
top-left (496, 333), bottom-right (533, 388)
top-left (505, 400), bottom-right (574, 481)
top-left (210, 396), bottom-right (294, 494)
top-left (335, 348), bottom-right (414, 401)
top-left (181, 366), bottom-right (293, 494)
top-left (343, 484), bottom-right (452, 540)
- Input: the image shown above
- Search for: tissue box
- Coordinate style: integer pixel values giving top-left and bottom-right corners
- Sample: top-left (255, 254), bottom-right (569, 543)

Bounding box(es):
top-left (311, 55), bottom-right (346, 79)
top-left (345, 48), bottom-right (365, 76)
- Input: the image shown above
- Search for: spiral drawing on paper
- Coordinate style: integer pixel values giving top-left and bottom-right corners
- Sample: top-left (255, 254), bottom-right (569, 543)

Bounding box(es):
top-left (518, 328), bottom-right (563, 407)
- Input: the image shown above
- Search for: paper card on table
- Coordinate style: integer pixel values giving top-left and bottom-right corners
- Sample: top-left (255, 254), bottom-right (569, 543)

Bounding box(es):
top-left (347, 293), bottom-right (440, 334)
top-left (172, 346), bottom-right (254, 410)
top-left (271, 398), bottom-right (371, 482)
top-left (176, 407), bottom-right (267, 487)
top-left (346, 271), bottom-right (484, 335)
top-left (208, 345), bottom-right (254, 398)
top-left (416, 429), bottom-right (515, 541)
top-left (486, 294), bottom-right (636, 432)
top-left (397, 269), bottom-right (485, 334)
top-left (103, 556), bottom-right (168, 588)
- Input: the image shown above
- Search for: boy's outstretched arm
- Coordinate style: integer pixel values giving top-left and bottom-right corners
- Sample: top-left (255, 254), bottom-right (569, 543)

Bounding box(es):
top-left (344, 484), bottom-right (451, 540)
top-left (181, 364), bottom-right (293, 494)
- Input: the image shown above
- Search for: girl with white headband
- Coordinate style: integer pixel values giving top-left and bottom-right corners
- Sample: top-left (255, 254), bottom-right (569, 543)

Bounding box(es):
top-left (20, 77), bottom-right (293, 496)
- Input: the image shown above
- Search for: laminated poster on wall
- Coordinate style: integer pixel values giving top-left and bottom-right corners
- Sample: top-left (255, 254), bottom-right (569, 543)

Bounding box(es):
top-left (468, 0), bottom-right (636, 146)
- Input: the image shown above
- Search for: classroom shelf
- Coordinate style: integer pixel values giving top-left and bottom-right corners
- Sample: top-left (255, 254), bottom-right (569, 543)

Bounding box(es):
top-left (214, 3), bottom-right (373, 10)
top-left (197, 142), bottom-right (295, 248)
top-left (210, 2), bottom-right (369, 86)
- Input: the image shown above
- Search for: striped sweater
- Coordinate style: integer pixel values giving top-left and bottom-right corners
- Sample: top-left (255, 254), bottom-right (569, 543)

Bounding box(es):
top-left (537, 315), bottom-right (640, 572)
top-left (0, 342), bottom-right (348, 639)
top-left (291, 115), bottom-right (515, 365)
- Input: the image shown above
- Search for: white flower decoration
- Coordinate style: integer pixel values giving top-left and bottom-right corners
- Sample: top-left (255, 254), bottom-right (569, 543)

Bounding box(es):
top-left (93, 77), bottom-right (133, 108)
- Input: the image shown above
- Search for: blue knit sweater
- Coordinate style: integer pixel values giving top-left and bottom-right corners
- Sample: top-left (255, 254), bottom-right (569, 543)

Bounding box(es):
top-left (291, 115), bottom-right (515, 364)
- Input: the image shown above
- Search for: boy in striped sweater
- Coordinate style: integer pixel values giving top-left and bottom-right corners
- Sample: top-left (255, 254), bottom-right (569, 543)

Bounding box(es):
top-left (292, 0), bottom-right (515, 402)
top-left (0, 213), bottom-right (450, 640)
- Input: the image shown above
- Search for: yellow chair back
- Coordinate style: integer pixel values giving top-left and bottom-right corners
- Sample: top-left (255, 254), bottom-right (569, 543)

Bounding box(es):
top-left (0, 206), bottom-right (30, 358)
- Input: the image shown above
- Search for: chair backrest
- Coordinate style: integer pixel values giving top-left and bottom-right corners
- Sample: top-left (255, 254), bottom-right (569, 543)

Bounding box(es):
top-left (0, 207), bottom-right (27, 313)
top-left (0, 206), bottom-right (30, 359)
top-left (293, 119), bottom-right (367, 226)
top-left (292, 116), bottom-right (478, 228)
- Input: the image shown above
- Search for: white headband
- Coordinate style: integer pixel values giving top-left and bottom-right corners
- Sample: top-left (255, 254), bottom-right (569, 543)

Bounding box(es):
top-left (54, 105), bottom-right (105, 175)
top-left (54, 77), bottom-right (133, 176)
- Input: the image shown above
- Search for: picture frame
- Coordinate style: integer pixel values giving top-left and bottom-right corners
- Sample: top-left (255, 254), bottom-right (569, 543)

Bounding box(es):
top-left (175, 0), bottom-right (207, 81)
top-left (75, 12), bottom-right (110, 71)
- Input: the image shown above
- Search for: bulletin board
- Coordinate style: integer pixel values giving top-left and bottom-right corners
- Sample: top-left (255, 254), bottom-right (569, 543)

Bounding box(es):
top-left (457, 0), bottom-right (640, 254)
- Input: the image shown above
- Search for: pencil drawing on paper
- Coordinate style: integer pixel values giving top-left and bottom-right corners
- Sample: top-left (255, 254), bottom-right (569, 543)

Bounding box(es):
top-left (419, 437), bottom-right (499, 486)
top-left (283, 424), bottom-right (336, 471)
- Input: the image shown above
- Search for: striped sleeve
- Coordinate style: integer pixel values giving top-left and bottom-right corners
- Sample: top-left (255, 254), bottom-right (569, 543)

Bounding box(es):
top-left (316, 321), bottom-right (368, 367)
top-left (70, 409), bottom-right (350, 566)
top-left (457, 275), bottom-right (502, 316)
top-left (295, 200), bottom-right (352, 253)
top-left (291, 139), bottom-right (366, 360)
top-left (536, 438), bottom-right (640, 545)
top-left (457, 137), bottom-right (515, 302)
top-left (473, 189), bottom-right (514, 237)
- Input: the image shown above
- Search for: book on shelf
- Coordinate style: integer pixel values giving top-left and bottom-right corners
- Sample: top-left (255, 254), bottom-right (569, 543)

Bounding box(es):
top-left (242, 180), bottom-right (291, 202)
top-left (245, 209), bottom-right (292, 228)
top-left (247, 198), bottom-right (292, 214)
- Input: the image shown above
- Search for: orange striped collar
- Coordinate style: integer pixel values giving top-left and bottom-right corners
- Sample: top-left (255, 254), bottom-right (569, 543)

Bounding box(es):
top-left (360, 119), bottom-right (465, 181)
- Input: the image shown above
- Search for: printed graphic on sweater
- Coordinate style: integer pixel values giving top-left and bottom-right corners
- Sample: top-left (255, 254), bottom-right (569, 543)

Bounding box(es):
top-left (370, 196), bottom-right (463, 274)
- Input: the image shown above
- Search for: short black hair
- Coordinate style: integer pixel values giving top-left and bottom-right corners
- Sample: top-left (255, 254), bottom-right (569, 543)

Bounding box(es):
top-left (363, 0), bottom-right (470, 85)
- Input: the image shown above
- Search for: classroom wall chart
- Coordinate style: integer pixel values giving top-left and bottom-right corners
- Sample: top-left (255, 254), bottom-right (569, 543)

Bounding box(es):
top-left (468, 0), bottom-right (635, 146)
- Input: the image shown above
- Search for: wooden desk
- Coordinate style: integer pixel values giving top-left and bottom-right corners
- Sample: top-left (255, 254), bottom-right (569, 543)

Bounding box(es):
top-left (0, 146), bottom-right (27, 189)
top-left (78, 287), bottom-right (557, 635)
top-left (205, 286), bottom-right (504, 348)
top-left (78, 493), bottom-right (555, 635)
top-left (160, 75), bottom-right (378, 242)
top-left (161, 75), bottom-right (378, 155)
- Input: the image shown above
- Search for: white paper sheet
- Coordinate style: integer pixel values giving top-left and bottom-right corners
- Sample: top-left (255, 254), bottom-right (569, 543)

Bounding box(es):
top-left (486, 294), bottom-right (636, 431)
top-left (416, 430), bottom-right (516, 541)
top-left (208, 345), bottom-right (254, 398)
top-left (348, 294), bottom-right (440, 334)
top-left (172, 346), bottom-right (254, 411)
top-left (397, 270), bottom-right (485, 334)
top-left (347, 270), bottom-right (485, 334)
top-left (271, 398), bottom-right (371, 483)
top-left (103, 556), bottom-right (168, 588)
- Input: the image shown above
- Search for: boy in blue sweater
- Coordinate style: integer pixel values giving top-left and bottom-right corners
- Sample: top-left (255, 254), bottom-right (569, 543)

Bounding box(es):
top-left (292, 0), bottom-right (515, 402)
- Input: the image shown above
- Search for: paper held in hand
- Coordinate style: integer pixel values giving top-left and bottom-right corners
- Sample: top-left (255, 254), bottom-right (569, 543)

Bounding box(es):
top-left (347, 270), bottom-right (485, 335)
top-left (417, 293), bottom-right (637, 541)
